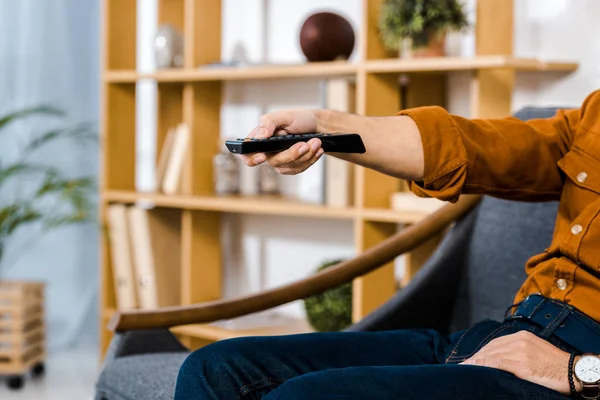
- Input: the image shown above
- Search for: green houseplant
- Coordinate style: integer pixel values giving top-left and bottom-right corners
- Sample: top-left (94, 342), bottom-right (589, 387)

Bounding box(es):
top-left (378, 0), bottom-right (469, 57)
top-left (0, 106), bottom-right (97, 274)
top-left (304, 259), bottom-right (352, 332)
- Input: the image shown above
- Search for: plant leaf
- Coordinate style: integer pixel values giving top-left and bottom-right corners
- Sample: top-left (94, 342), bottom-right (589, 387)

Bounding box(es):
top-left (24, 122), bottom-right (98, 154)
top-left (43, 212), bottom-right (92, 229)
top-left (7, 208), bottom-right (42, 235)
top-left (0, 162), bottom-right (53, 188)
top-left (0, 205), bottom-right (21, 233)
top-left (0, 204), bottom-right (42, 238)
top-left (0, 105), bottom-right (64, 132)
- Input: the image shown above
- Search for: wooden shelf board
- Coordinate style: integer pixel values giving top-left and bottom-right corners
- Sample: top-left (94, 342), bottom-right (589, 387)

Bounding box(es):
top-left (104, 56), bottom-right (578, 83)
top-left (171, 318), bottom-right (314, 342)
top-left (102, 190), bottom-right (357, 219)
top-left (102, 190), bottom-right (429, 223)
top-left (363, 55), bottom-right (579, 74)
top-left (105, 61), bottom-right (358, 83)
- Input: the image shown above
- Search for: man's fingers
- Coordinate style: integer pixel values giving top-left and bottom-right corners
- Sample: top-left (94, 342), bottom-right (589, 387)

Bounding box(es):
top-left (461, 355), bottom-right (520, 372)
top-left (275, 148), bottom-right (324, 175)
top-left (265, 139), bottom-right (316, 168)
top-left (239, 137), bottom-right (322, 174)
top-left (240, 153), bottom-right (267, 167)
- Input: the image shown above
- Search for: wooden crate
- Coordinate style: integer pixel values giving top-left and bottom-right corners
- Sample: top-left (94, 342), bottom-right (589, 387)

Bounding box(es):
top-left (0, 281), bottom-right (45, 376)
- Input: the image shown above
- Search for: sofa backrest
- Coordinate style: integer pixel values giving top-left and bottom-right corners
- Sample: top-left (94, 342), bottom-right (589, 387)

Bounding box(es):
top-left (449, 107), bottom-right (564, 331)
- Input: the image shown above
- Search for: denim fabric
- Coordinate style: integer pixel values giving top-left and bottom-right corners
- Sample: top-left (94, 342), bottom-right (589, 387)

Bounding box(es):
top-left (174, 317), bottom-right (578, 400)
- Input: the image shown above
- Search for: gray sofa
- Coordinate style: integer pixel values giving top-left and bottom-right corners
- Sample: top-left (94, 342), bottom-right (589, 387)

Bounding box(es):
top-left (95, 107), bottom-right (562, 400)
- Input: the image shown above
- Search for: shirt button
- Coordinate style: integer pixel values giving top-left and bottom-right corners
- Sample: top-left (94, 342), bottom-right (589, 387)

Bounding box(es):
top-left (557, 279), bottom-right (568, 290)
top-left (571, 224), bottom-right (583, 235)
top-left (577, 172), bottom-right (588, 183)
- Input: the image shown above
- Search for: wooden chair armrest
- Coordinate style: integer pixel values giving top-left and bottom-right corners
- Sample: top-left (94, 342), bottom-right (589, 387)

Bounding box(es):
top-left (108, 195), bottom-right (481, 332)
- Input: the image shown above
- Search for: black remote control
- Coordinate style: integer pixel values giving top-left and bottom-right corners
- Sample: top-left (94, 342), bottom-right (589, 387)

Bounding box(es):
top-left (225, 133), bottom-right (366, 155)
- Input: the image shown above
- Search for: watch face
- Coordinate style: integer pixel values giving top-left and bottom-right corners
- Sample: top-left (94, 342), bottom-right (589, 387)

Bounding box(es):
top-left (575, 355), bottom-right (600, 384)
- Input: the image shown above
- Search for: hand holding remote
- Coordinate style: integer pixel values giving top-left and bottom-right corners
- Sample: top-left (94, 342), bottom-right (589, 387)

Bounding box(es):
top-left (240, 109), bottom-right (326, 176)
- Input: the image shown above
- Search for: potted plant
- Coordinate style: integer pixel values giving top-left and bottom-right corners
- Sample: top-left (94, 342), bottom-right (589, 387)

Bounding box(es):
top-left (378, 0), bottom-right (470, 58)
top-left (0, 105), bottom-right (97, 274)
top-left (0, 105), bottom-right (96, 389)
top-left (304, 259), bottom-right (353, 332)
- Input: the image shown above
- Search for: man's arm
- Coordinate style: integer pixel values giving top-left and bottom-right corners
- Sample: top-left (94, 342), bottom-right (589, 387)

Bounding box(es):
top-left (244, 91), bottom-right (595, 203)
top-left (243, 109), bottom-right (425, 181)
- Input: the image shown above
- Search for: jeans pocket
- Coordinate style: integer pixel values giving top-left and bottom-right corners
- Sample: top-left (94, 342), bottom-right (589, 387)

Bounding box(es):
top-left (445, 320), bottom-right (518, 364)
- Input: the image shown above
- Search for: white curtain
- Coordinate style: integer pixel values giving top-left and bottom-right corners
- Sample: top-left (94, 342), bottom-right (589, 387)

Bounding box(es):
top-left (0, 0), bottom-right (100, 350)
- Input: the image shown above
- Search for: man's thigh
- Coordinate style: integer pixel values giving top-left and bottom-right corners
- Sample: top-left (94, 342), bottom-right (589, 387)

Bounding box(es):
top-left (175, 328), bottom-right (449, 399)
top-left (263, 364), bottom-right (568, 400)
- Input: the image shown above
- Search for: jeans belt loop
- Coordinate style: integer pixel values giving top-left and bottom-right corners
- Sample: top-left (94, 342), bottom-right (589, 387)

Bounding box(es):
top-left (519, 294), bottom-right (546, 320)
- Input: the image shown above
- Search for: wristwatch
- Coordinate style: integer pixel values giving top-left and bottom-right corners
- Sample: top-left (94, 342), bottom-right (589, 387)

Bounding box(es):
top-left (574, 354), bottom-right (600, 399)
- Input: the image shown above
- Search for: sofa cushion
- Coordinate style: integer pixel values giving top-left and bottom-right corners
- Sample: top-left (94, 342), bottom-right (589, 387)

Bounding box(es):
top-left (95, 352), bottom-right (189, 400)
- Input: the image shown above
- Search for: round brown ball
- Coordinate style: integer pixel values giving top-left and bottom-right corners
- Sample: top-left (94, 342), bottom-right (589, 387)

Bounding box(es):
top-left (299, 12), bottom-right (355, 62)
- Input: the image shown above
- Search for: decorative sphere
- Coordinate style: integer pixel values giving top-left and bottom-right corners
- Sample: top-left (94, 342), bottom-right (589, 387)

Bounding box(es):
top-left (299, 12), bottom-right (355, 62)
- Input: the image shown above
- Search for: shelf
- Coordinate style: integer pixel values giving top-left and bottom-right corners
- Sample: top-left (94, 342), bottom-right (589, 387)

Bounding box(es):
top-left (102, 190), bottom-right (430, 223)
top-left (104, 56), bottom-right (578, 83)
top-left (105, 60), bottom-right (358, 83)
top-left (363, 55), bottom-right (579, 74)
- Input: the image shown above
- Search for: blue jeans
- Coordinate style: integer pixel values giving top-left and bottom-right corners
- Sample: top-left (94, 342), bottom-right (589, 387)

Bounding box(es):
top-left (174, 318), bottom-right (578, 399)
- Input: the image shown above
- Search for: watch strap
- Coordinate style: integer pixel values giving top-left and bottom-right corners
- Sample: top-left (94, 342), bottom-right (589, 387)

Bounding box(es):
top-left (582, 383), bottom-right (600, 400)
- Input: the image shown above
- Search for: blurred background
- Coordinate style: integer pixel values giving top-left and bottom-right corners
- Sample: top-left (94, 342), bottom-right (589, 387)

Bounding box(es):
top-left (0, 0), bottom-right (598, 399)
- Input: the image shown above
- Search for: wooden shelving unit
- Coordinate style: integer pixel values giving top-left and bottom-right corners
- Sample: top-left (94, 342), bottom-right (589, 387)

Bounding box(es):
top-left (99, 0), bottom-right (578, 356)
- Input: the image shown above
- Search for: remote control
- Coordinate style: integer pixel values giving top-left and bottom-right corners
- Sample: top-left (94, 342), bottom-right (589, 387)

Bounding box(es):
top-left (225, 133), bottom-right (366, 155)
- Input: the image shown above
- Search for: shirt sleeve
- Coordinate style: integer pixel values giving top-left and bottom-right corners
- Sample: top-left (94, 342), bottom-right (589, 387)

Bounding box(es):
top-left (397, 92), bottom-right (596, 203)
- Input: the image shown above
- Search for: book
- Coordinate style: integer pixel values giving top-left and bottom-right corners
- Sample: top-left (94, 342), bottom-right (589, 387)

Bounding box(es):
top-left (106, 204), bottom-right (138, 310)
top-left (155, 127), bottom-right (176, 191)
top-left (127, 206), bottom-right (181, 309)
top-left (161, 123), bottom-right (190, 195)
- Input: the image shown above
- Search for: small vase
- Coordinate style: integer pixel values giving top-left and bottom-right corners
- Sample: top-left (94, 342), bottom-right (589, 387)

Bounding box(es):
top-left (258, 164), bottom-right (280, 195)
top-left (400, 35), bottom-right (446, 59)
top-left (213, 148), bottom-right (241, 196)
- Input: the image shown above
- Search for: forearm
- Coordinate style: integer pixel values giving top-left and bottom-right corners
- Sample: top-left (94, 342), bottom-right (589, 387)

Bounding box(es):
top-left (316, 109), bottom-right (424, 181)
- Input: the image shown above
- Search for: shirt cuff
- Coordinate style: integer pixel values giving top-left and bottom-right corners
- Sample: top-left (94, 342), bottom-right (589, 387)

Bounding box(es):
top-left (397, 106), bottom-right (468, 203)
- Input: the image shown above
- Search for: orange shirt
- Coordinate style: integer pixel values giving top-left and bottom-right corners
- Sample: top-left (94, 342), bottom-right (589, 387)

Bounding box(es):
top-left (400, 89), bottom-right (600, 322)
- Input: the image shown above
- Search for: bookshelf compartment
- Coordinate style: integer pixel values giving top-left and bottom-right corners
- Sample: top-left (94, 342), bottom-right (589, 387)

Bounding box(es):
top-left (184, 82), bottom-right (223, 196)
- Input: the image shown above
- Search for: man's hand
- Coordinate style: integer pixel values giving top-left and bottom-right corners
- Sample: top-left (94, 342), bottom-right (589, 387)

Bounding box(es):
top-left (460, 330), bottom-right (580, 395)
top-left (240, 108), bottom-right (425, 181)
top-left (241, 109), bottom-right (324, 175)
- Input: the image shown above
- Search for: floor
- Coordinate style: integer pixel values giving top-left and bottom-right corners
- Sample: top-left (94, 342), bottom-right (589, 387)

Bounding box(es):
top-left (0, 347), bottom-right (99, 400)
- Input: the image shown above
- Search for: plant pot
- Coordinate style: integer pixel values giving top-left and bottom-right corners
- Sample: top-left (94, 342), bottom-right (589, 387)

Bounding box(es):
top-left (400, 35), bottom-right (446, 59)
